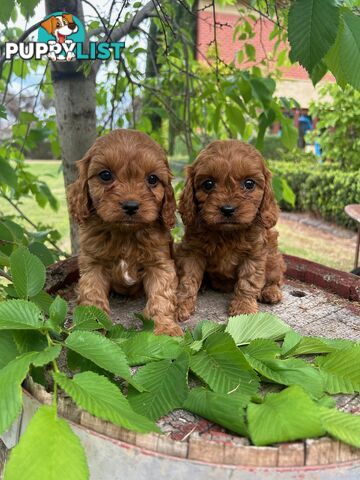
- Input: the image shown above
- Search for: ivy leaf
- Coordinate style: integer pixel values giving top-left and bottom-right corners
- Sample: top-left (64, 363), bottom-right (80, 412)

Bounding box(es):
top-left (0, 300), bottom-right (43, 330)
top-left (315, 345), bottom-right (360, 393)
top-left (184, 387), bottom-right (248, 436)
top-left (128, 352), bottom-right (189, 420)
top-left (245, 355), bottom-right (324, 399)
top-left (288, 0), bottom-right (340, 74)
top-left (54, 371), bottom-right (159, 433)
top-left (190, 332), bottom-right (259, 396)
top-left (226, 313), bottom-right (292, 345)
top-left (3, 405), bottom-right (89, 480)
top-left (48, 295), bottom-right (68, 332)
top-left (65, 331), bottom-right (141, 390)
top-left (248, 386), bottom-right (325, 446)
top-left (73, 305), bottom-right (113, 331)
top-left (10, 247), bottom-right (46, 299)
top-left (0, 331), bottom-right (18, 368)
top-left (120, 331), bottom-right (183, 366)
top-left (325, 9), bottom-right (360, 90)
top-left (320, 407), bottom-right (360, 448)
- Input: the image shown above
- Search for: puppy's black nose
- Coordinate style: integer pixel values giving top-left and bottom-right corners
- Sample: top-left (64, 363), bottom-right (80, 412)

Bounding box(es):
top-left (220, 205), bottom-right (236, 217)
top-left (122, 200), bottom-right (139, 215)
top-left (68, 23), bottom-right (77, 30)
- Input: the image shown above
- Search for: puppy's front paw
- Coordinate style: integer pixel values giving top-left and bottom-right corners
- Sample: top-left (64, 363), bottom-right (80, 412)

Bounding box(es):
top-left (228, 298), bottom-right (258, 316)
top-left (154, 322), bottom-right (183, 337)
top-left (176, 298), bottom-right (196, 323)
top-left (260, 285), bottom-right (282, 304)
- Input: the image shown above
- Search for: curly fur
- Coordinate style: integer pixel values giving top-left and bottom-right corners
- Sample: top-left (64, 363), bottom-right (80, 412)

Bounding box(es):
top-left (67, 129), bottom-right (182, 336)
top-left (176, 140), bottom-right (286, 321)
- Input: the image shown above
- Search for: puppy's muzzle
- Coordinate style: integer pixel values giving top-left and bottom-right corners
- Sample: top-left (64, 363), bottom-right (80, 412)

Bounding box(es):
top-left (122, 200), bottom-right (139, 216)
top-left (220, 204), bottom-right (236, 217)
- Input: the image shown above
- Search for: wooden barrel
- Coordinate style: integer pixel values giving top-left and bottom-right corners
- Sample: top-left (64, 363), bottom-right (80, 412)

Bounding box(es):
top-left (1, 255), bottom-right (360, 479)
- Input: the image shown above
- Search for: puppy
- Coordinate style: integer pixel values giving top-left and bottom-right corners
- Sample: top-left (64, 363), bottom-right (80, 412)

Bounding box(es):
top-left (68, 129), bottom-right (182, 336)
top-left (40, 14), bottom-right (78, 61)
top-left (176, 140), bottom-right (285, 321)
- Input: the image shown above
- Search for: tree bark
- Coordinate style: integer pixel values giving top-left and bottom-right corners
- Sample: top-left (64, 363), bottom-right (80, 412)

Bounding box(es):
top-left (45, 0), bottom-right (97, 253)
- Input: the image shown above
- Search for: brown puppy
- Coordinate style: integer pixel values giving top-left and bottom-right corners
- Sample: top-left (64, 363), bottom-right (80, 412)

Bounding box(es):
top-left (176, 140), bottom-right (285, 321)
top-left (68, 129), bottom-right (182, 336)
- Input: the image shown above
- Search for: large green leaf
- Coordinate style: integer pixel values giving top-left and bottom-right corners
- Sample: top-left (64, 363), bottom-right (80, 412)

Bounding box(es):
top-left (326, 9), bottom-right (360, 90)
top-left (54, 371), bottom-right (159, 433)
top-left (190, 320), bottom-right (225, 352)
top-left (288, 0), bottom-right (340, 73)
top-left (242, 338), bottom-right (281, 361)
top-left (315, 345), bottom-right (360, 393)
top-left (245, 355), bottom-right (324, 398)
top-left (247, 386), bottom-right (325, 446)
top-left (190, 332), bottom-right (259, 396)
top-left (47, 296), bottom-right (68, 332)
top-left (128, 352), bottom-right (189, 420)
top-left (9, 247), bottom-right (46, 299)
top-left (0, 0), bottom-right (15, 24)
top-left (0, 331), bottom-right (18, 368)
top-left (0, 159), bottom-right (17, 189)
top-left (184, 388), bottom-right (248, 436)
top-left (282, 331), bottom-right (355, 357)
top-left (225, 313), bottom-right (292, 345)
top-left (0, 300), bottom-right (43, 330)
top-left (28, 242), bottom-right (55, 267)
top-left (72, 305), bottom-right (113, 331)
top-left (120, 331), bottom-right (183, 365)
top-left (65, 331), bottom-right (140, 388)
top-left (320, 407), bottom-right (360, 448)
top-left (4, 405), bottom-right (89, 480)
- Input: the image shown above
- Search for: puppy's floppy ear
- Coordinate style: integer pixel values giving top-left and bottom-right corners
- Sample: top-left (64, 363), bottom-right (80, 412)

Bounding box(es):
top-left (63, 13), bottom-right (74, 23)
top-left (259, 166), bottom-right (279, 229)
top-left (179, 166), bottom-right (197, 226)
top-left (40, 16), bottom-right (57, 34)
top-left (161, 170), bottom-right (177, 229)
top-left (67, 154), bottom-right (92, 224)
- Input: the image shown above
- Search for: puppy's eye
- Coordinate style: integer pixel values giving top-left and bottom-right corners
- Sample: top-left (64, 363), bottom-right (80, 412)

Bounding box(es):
top-left (147, 174), bottom-right (159, 186)
top-left (202, 179), bottom-right (215, 192)
top-left (243, 179), bottom-right (256, 190)
top-left (99, 170), bottom-right (113, 182)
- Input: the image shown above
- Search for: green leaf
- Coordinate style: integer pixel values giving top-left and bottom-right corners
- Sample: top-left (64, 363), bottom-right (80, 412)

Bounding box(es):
top-left (225, 104), bottom-right (245, 136)
top-left (31, 345), bottom-right (61, 367)
top-left (0, 331), bottom-right (18, 368)
top-left (18, 0), bottom-right (41, 19)
top-left (3, 405), bottom-right (89, 480)
top-left (128, 352), bottom-right (189, 420)
top-left (311, 60), bottom-right (328, 86)
top-left (30, 290), bottom-right (54, 315)
top-left (325, 9), bottom-right (360, 89)
top-left (65, 331), bottom-right (140, 388)
top-left (282, 332), bottom-right (355, 357)
top-left (120, 331), bottom-right (183, 366)
top-left (0, 0), bottom-right (15, 24)
top-left (279, 116), bottom-right (298, 150)
top-left (0, 104), bottom-right (7, 119)
top-left (48, 296), bottom-right (68, 331)
top-left (10, 247), bottom-right (46, 299)
top-left (28, 242), bottom-right (55, 267)
top-left (315, 345), bottom-right (360, 393)
top-left (191, 320), bottom-right (225, 352)
top-left (245, 356), bottom-right (324, 398)
top-left (288, 0), bottom-right (340, 73)
top-left (54, 371), bottom-right (158, 433)
top-left (12, 330), bottom-right (47, 354)
top-left (320, 407), bottom-right (360, 448)
top-left (0, 300), bottom-right (43, 330)
top-left (248, 386), bottom-right (325, 446)
top-left (190, 332), bottom-right (259, 396)
top-left (242, 339), bottom-right (281, 361)
top-left (73, 305), bottom-right (113, 331)
top-left (0, 159), bottom-right (17, 189)
top-left (184, 388), bottom-right (248, 435)
top-left (226, 313), bottom-right (292, 345)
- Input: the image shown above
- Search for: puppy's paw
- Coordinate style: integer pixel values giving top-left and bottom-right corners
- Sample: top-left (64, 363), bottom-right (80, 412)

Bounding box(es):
top-left (154, 322), bottom-right (183, 337)
top-left (260, 285), bottom-right (282, 304)
top-left (176, 298), bottom-right (196, 323)
top-left (228, 298), bottom-right (258, 316)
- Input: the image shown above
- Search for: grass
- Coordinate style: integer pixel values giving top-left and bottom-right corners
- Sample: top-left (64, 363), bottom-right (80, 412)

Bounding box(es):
top-left (0, 160), bottom-right (355, 272)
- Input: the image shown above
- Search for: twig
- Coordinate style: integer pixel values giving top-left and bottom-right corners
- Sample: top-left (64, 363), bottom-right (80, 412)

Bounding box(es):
top-left (0, 269), bottom-right (12, 282)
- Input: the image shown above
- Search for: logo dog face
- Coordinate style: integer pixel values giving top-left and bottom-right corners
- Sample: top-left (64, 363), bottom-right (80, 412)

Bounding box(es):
top-left (40, 14), bottom-right (78, 43)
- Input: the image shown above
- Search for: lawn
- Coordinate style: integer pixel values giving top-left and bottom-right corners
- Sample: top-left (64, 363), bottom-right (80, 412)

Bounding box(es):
top-left (0, 160), bottom-right (355, 272)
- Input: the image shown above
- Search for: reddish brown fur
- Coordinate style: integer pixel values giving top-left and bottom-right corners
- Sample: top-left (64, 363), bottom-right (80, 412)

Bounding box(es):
top-left (67, 129), bottom-right (182, 336)
top-left (176, 140), bottom-right (285, 321)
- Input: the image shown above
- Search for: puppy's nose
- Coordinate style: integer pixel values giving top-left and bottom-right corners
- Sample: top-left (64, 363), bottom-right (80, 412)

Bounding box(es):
top-left (220, 204), bottom-right (236, 217)
top-left (68, 23), bottom-right (77, 30)
top-left (122, 200), bottom-right (139, 216)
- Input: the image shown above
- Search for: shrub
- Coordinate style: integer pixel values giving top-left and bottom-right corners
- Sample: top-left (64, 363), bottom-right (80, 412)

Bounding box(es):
top-left (270, 160), bottom-right (360, 229)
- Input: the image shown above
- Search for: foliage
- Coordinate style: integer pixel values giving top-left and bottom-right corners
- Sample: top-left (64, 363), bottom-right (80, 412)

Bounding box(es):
top-left (1, 247), bottom-right (360, 478)
top-left (307, 84), bottom-right (360, 170)
top-left (270, 159), bottom-right (360, 229)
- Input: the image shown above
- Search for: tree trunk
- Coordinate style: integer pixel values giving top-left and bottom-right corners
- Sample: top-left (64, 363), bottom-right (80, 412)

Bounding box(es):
top-left (45, 0), bottom-right (97, 253)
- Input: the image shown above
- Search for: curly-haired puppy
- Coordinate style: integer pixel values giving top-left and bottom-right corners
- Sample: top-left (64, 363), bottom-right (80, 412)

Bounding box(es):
top-left (176, 140), bottom-right (285, 321)
top-left (68, 129), bottom-right (182, 336)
